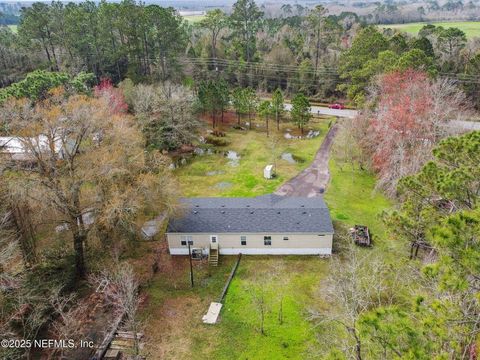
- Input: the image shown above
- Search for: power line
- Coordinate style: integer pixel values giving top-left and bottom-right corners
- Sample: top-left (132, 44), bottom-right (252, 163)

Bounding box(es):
top-left (184, 58), bottom-right (480, 84)
top-left (181, 58), bottom-right (340, 77)
top-left (183, 57), bottom-right (340, 73)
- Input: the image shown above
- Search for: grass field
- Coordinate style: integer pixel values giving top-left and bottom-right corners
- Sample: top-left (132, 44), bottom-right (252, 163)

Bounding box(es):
top-left (212, 256), bottom-right (329, 359)
top-left (174, 117), bottom-right (332, 198)
top-left (324, 160), bottom-right (391, 237)
top-left (380, 21), bottom-right (480, 38)
top-left (7, 25), bottom-right (17, 33)
top-left (141, 121), bottom-right (392, 359)
top-left (183, 14), bottom-right (206, 24)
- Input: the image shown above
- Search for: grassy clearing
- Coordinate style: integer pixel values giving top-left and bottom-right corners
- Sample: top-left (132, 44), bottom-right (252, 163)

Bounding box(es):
top-left (141, 253), bottom-right (328, 360)
top-left (324, 160), bottom-right (391, 238)
top-left (183, 14), bottom-right (206, 24)
top-left (380, 21), bottom-right (480, 38)
top-left (175, 117), bottom-right (332, 197)
top-left (213, 256), bottom-right (328, 360)
top-left (138, 119), bottom-right (391, 360)
top-left (141, 255), bottom-right (236, 359)
top-left (141, 160), bottom-right (391, 359)
top-left (141, 121), bottom-right (393, 359)
top-left (7, 25), bottom-right (17, 33)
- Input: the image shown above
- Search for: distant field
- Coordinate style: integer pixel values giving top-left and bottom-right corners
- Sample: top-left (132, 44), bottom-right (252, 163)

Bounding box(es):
top-left (7, 25), bottom-right (17, 33)
top-left (380, 21), bottom-right (480, 38)
top-left (183, 14), bottom-right (205, 24)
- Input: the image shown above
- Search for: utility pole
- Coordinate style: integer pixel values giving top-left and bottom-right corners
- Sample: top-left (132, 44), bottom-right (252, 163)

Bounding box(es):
top-left (188, 242), bottom-right (194, 287)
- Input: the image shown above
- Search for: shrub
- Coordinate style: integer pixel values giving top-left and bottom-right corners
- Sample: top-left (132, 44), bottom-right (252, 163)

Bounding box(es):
top-left (205, 135), bottom-right (229, 146)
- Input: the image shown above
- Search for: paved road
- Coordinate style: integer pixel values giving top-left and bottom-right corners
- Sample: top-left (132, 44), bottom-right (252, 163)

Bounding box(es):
top-left (275, 124), bottom-right (339, 198)
top-left (290, 104), bottom-right (480, 130)
top-left (284, 104), bottom-right (358, 119)
top-left (450, 120), bottom-right (480, 131)
top-left (276, 106), bottom-right (479, 198)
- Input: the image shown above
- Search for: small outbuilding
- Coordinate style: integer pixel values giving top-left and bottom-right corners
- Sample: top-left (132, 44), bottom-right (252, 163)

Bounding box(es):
top-left (0, 136), bottom-right (70, 162)
top-left (263, 164), bottom-right (274, 179)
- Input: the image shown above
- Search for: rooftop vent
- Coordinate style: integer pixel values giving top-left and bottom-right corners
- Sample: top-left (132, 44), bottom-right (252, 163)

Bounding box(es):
top-left (246, 205), bottom-right (250, 207)
top-left (221, 205), bottom-right (225, 207)
top-left (221, 210), bottom-right (225, 214)
top-left (195, 204), bottom-right (199, 207)
top-left (193, 210), bottom-right (198, 214)
top-left (250, 211), bottom-right (254, 214)
top-left (277, 211), bottom-right (281, 214)
top-left (302, 211), bottom-right (307, 215)
top-left (301, 205), bottom-right (305, 208)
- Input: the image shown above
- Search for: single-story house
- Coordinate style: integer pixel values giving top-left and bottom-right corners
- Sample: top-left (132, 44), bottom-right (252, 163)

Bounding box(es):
top-left (0, 136), bottom-right (68, 162)
top-left (166, 194), bottom-right (334, 256)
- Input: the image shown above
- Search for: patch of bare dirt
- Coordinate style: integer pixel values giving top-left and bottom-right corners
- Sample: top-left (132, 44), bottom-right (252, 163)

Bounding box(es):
top-left (143, 296), bottom-right (200, 359)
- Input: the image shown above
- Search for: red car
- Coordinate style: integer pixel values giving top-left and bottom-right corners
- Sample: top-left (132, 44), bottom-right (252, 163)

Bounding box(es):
top-left (329, 103), bottom-right (345, 110)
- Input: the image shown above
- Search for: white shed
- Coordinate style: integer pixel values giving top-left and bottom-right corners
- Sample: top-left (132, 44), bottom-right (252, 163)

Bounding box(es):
top-left (264, 164), bottom-right (274, 179)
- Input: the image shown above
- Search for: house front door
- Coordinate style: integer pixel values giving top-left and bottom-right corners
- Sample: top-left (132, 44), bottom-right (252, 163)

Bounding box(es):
top-left (210, 235), bottom-right (219, 250)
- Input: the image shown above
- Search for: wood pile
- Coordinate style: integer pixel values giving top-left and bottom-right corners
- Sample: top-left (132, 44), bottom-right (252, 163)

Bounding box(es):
top-left (104, 331), bottom-right (145, 360)
top-left (350, 225), bottom-right (371, 247)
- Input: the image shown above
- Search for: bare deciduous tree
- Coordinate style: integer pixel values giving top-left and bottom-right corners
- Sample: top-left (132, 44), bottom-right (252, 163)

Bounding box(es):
top-left (130, 82), bottom-right (201, 151)
top-left (332, 118), bottom-right (365, 171)
top-left (245, 273), bottom-right (272, 336)
top-left (1, 91), bottom-right (179, 279)
top-left (358, 70), bottom-right (468, 196)
top-left (49, 291), bottom-right (88, 360)
top-left (91, 262), bottom-right (142, 355)
top-left (310, 240), bottom-right (396, 360)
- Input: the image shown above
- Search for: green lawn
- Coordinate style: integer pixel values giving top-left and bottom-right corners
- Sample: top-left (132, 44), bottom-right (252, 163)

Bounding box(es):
top-left (175, 117), bottom-right (332, 197)
top-left (380, 21), bottom-right (480, 38)
top-left (213, 256), bottom-right (328, 360)
top-left (324, 160), bottom-right (391, 238)
top-left (142, 121), bottom-right (393, 359)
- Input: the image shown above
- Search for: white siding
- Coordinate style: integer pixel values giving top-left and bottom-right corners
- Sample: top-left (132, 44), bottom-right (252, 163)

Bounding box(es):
top-left (169, 247), bottom-right (331, 255)
top-left (166, 232), bottom-right (333, 256)
top-left (221, 247), bottom-right (330, 255)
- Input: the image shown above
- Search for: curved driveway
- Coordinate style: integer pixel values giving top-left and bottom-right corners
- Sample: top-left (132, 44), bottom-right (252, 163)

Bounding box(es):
top-left (276, 105), bottom-right (479, 197)
top-left (275, 124), bottom-right (339, 198)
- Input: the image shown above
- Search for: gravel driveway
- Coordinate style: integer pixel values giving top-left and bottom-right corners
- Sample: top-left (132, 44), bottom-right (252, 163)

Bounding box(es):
top-left (275, 124), bottom-right (339, 197)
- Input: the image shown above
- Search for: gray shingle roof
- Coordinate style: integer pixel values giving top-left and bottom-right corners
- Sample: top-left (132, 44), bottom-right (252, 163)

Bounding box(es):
top-left (167, 194), bottom-right (334, 234)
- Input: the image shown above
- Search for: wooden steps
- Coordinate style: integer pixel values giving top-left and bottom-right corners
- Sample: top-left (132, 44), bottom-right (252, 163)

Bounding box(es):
top-left (209, 248), bottom-right (219, 266)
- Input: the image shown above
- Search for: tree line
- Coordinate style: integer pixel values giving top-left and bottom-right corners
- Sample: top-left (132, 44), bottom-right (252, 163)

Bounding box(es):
top-left (0, 77), bottom-right (181, 358)
top-left (323, 127), bottom-right (480, 359)
top-left (197, 79), bottom-right (311, 135)
top-left (2, 0), bottom-right (480, 108)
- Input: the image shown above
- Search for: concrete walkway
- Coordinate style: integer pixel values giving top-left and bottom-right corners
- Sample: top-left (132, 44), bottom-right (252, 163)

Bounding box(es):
top-left (275, 124), bottom-right (339, 197)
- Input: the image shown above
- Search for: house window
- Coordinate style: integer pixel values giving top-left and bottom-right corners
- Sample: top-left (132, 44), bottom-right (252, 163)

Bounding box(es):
top-left (283, 236), bottom-right (289, 241)
top-left (264, 236), bottom-right (272, 246)
top-left (181, 235), bottom-right (193, 246)
top-left (241, 235), bottom-right (247, 246)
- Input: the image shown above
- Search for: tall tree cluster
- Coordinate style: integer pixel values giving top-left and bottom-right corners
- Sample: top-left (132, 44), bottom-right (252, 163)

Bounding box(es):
top-left (16, 1), bottom-right (187, 82)
top-left (2, 0), bottom-right (480, 108)
top-left (127, 81), bottom-right (201, 150)
top-left (353, 69), bottom-right (467, 196)
top-left (379, 131), bottom-right (480, 358)
top-left (320, 132), bottom-right (480, 359)
top-left (0, 87), bottom-right (178, 279)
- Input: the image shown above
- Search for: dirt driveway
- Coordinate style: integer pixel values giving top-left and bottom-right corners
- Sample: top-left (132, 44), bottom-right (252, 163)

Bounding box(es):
top-left (275, 124), bottom-right (338, 197)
